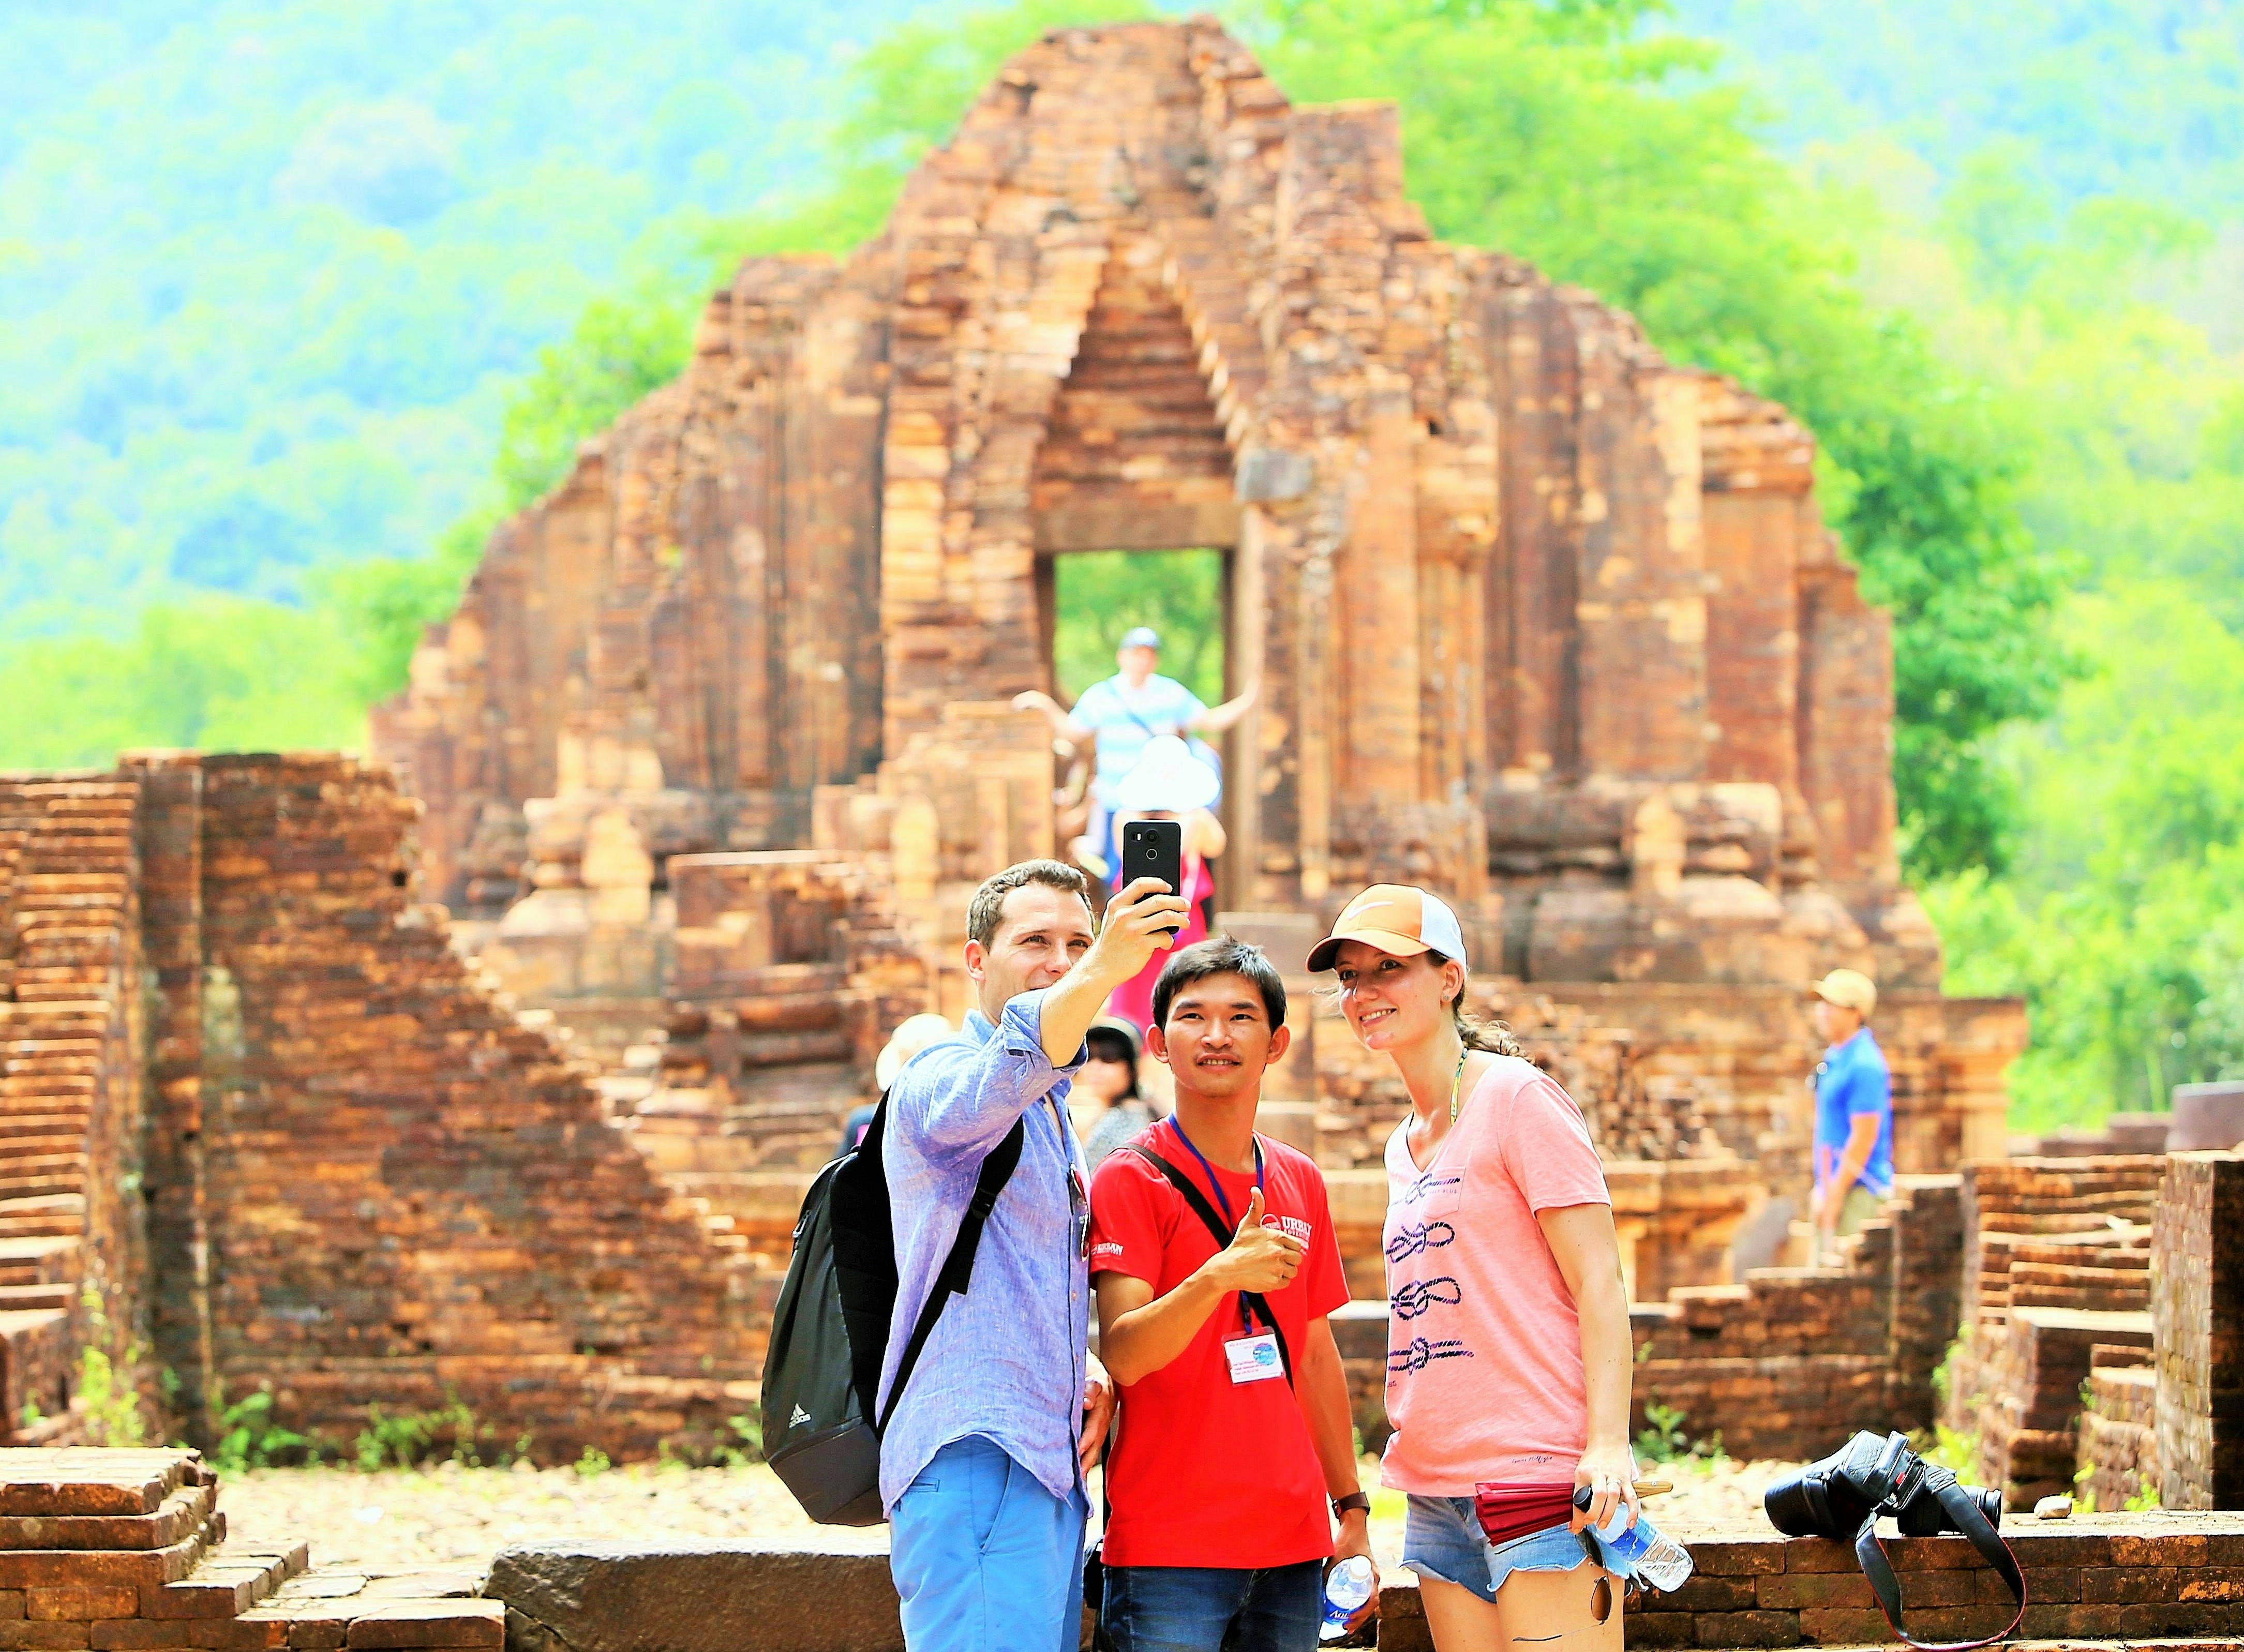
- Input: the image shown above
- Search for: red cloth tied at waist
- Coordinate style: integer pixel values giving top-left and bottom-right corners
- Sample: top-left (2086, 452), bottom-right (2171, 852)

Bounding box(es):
top-left (1473, 1481), bottom-right (1582, 1549)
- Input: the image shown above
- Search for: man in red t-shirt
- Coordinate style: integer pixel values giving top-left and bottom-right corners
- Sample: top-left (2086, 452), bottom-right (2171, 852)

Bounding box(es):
top-left (1088, 938), bottom-right (1377, 1652)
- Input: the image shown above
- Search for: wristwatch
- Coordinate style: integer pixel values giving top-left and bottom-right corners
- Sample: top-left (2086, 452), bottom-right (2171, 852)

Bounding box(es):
top-left (1332, 1491), bottom-right (1371, 1518)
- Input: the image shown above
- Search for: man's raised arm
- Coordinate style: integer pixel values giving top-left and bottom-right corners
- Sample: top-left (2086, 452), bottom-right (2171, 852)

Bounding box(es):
top-left (1035, 877), bottom-right (1186, 1067)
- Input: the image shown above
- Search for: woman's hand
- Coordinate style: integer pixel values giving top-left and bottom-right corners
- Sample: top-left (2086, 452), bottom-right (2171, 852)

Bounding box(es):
top-left (1572, 1440), bottom-right (1639, 1535)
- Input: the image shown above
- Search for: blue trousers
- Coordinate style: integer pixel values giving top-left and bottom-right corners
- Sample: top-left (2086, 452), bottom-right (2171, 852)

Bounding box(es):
top-left (890, 1436), bottom-right (1089, 1652)
top-left (1101, 1561), bottom-right (1324, 1652)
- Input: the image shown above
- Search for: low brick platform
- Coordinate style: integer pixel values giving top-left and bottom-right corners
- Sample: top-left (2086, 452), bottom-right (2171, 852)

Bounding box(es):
top-left (474, 1515), bottom-right (2244, 1652)
top-left (1366, 1514), bottom-right (2244, 1649)
top-left (0, 1450), bottom-right (498, 1651)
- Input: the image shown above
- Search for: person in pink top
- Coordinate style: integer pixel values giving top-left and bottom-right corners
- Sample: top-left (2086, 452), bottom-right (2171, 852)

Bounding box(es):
top-left (1103, 736), bottom-right (1223, 1032)
top-left (1308, 884), bottom-right (1639, 1651)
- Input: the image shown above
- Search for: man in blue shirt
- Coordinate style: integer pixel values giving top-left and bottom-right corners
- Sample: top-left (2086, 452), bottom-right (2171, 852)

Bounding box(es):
top-left (1013, 626), bottom-right (1258, 872)
top-left (1809, 968), bottom-right (1894, 1264)
top-left (881, 858), bottom-right (1189, 1652)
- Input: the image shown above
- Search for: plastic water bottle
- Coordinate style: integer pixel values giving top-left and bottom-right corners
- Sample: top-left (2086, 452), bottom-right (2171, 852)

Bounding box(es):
top-left (1320, 1555), bottom-right (1375, 1641)
top-left (1591, 1509), bottom-right (1694, 1593)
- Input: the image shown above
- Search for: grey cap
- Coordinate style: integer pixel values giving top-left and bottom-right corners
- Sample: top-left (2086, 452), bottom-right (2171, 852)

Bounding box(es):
top-left (1119, 626), bottom-right (1160, 651)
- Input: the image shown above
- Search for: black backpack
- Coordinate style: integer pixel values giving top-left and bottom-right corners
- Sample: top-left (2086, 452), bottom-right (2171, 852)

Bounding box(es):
top-left (760, 1097), bottom-right (1024, 1525)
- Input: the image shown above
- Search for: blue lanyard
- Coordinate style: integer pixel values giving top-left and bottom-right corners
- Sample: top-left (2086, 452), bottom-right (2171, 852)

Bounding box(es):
top-left (1168, 1121), bottom-right (1266, 1337)
top-left (1169, 1119), bottom-right (1264, 1227)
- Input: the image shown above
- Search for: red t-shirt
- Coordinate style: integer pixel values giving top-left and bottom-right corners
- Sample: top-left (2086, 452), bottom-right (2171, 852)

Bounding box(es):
top-left (1087, 1118), bottom-right (1351, 1568)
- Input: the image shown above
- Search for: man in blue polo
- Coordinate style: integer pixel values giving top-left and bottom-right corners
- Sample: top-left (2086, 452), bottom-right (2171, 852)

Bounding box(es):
top-left (1012, 626), bottom-right (1257, 873)
top-left (1809, 967), bottom-right (1893, 1263)
top-left (880, 858), bottom-right (1190, 1652)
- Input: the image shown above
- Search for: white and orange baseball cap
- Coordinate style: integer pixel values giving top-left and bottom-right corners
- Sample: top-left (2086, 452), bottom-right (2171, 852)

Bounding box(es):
top-left (1306, 884), bottom-right (1469, 973)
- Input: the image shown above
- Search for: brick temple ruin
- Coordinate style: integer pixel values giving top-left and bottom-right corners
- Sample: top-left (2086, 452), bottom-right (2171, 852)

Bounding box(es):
top-left (4, 20), bottom-right (2242, 1527)
top-left (368, 16), bottom-right (2022, 1276)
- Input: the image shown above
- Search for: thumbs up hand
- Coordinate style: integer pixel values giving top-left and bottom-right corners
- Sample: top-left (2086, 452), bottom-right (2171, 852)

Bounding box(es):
top-left (1205, 1185), bottom-right (1306, 1295)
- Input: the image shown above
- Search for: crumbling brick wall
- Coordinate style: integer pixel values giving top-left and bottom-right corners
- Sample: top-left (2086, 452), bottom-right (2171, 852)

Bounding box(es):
top-left (0, 775), bottom-right (149, 1447)
top-left (2155, 1152), bottom-right (2244, 1509)
top-left (133, 755), bottom-right (757, 1460)
top-left (1941, 1157), bottom-right (2162, 1508)
top-left (1624, 1178), bottom-right (1959, 1461)
top-left (2077, 1347), bottom-right (2159, 1513)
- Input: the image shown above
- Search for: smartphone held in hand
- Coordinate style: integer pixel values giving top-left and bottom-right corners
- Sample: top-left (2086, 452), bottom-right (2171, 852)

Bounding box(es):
top-left (1121, 819), bottom-right (1184, 934)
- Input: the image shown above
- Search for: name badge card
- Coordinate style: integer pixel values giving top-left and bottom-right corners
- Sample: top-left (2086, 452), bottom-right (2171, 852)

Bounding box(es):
top-left (1225, 1332), bottom-right (1284, 1385)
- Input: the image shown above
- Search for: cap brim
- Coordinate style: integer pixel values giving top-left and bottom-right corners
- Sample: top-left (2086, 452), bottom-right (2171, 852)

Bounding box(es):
top-left (1306, 928), bottom-right (1435, 973)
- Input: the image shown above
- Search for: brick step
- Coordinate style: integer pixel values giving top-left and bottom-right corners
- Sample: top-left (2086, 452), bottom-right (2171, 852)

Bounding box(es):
top-left (0, 1151), bottom-right (91, 1176)
top-left (1, 1037), bottom-right (105, 1056)
top-left (10, 984), bottom-right (121, 1004)
top-left (0, 1282), bottom-right (73, 1311)
top-left (0, 1480), bottom-right (215, 1550)
top-left (0, 1074), bottom-right (97, 1098)
top-left (16, 872), bottom-right (133, 893)
top-left (0, 1116), bottom-right (91, 1145)
top-left (9, 968), bottom-right (117, 988)
top-left (144, 1540), bottom-right (308, 1620)
top-left (251, 1568), bottom-right (504, 1651)
top-left (0, 1000), bottom-right (111, 1022)
top-left (0, 1235), bottom-right (81, 1285)
top-left (0, 1210), bottom-right (88, 1240)
top-left (0, 1086), bottom-right (100, 1108)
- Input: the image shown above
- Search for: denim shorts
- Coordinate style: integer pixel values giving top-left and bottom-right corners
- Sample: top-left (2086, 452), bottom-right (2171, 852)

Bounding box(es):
top-left (1401, 1494), bottom-right (1595, 1605)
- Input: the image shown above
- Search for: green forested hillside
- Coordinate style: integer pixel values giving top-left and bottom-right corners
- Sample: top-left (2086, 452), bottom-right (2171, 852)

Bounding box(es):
top-left (1669, 0), bottom-right (2244, 1122)
top-left (1, 0), bottom-right (2238, 1124)
top-left (0, 0), bottom-right (897, 637)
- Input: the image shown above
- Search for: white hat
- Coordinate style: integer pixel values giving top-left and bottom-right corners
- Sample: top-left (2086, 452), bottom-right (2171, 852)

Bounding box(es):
top-left (876, 1013), bottom-right (954, 1091)
top-left (1114, 735), bottom-right (1220, 815)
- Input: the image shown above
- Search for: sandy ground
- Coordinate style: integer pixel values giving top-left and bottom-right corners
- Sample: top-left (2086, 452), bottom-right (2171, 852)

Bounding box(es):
top-left (219, 1456), bottom-right (1802, 1580)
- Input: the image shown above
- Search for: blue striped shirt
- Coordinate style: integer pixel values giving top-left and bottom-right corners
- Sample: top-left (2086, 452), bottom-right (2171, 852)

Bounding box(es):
top-left (876, 992), bottom-right (1091, 1511)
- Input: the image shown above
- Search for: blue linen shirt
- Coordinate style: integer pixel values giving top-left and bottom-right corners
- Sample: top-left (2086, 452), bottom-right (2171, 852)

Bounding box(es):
top-left (1813, 1026), bottom-right (1894, 1197)
top-left (876, 991), bottom-right (1091, 1512)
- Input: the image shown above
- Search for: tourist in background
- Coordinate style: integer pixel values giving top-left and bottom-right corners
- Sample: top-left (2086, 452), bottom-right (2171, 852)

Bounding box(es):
top-left (1310, 884), bottom-right (1636, 1651)
top-left (1808, 968), bottom-right (1892, 1265)
top-left (879, 858), bottom-right (1187, 1652)
top-left (1073, 1017), bottom-right (1156, 1167)
top-left (1012, 625), bottom-right (1256, 876)
top-left (1088, 938), bottom-right (1375, 1651)
top-left (838, 1012), bottom-right (953, 1157)
top-left (1103, 734), bottom-right (1224, 1032)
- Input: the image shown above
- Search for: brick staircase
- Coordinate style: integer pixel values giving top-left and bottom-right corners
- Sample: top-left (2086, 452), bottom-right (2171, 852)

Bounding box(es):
top-left (0, 1447), bottom-right (499, 1649)
top-left (0, 777), bottom-right (143, 1447)
top-left (1945, 1159), bottom-right (2168, 1508)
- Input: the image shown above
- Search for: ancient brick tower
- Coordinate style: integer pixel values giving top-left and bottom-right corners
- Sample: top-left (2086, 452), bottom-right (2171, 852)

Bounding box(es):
top-left (373, 20), bottom-right (2022, 1253)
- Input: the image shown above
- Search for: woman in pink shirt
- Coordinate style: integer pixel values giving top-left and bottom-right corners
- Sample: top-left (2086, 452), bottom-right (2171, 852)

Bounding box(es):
top-left (1308, 884), bottom-right (1638, 1650)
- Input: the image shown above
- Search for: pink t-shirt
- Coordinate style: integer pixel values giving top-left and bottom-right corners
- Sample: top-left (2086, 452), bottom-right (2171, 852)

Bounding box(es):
top-left (1379, 1055), bottom-right (1612, 1494)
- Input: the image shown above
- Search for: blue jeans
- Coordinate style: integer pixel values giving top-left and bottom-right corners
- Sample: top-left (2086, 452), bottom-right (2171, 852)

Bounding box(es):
top-left (1101, 1560), bottom-right (1324, 1652)
top-left (890, 1436), bottom-right (1089, 1652)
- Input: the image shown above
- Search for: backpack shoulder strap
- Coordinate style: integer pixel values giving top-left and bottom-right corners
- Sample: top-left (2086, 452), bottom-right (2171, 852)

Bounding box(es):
top-left (1119, 1142), bottom-right (1293, 1385)
top-left (877, 1116), bottom-right (1027, 1434)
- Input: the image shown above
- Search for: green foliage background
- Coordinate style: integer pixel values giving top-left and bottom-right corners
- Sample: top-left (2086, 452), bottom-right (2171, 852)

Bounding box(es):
top-left (2, 0), bottom-right (2239, 1124)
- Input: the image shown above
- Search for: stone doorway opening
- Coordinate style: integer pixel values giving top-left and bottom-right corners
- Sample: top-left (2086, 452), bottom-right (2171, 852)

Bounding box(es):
top-left (1037, 545), bottom-right (1238, 905)
top-left (1027, 230), bottom-right (1249, 907)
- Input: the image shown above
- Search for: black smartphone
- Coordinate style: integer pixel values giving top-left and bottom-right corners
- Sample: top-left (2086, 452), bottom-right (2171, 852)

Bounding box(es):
top-left (1120, 819), bottom-right (1185, 935)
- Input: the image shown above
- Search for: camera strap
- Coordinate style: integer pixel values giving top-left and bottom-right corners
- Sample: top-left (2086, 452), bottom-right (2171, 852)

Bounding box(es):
top-left (1853, 1480), bottom-right (2026, 1650)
